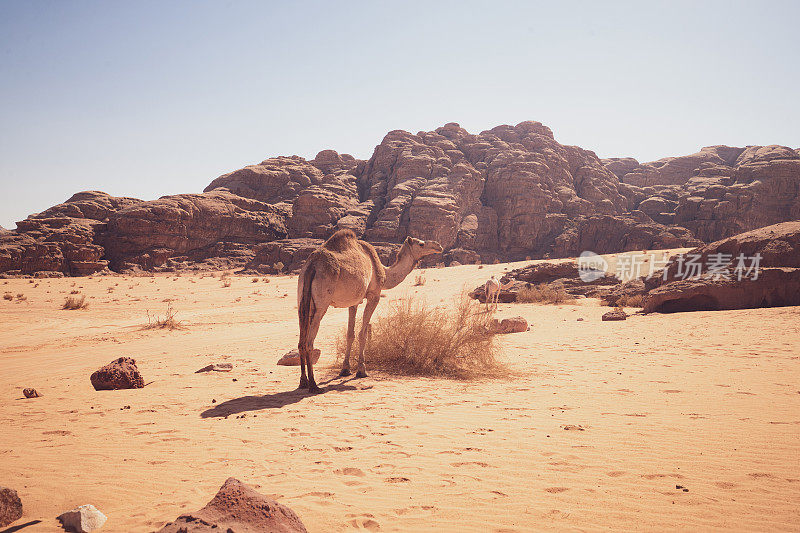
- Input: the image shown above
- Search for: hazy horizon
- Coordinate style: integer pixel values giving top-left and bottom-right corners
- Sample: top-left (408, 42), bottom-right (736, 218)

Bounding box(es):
top-left (2, 0), bottom-right (799, 229)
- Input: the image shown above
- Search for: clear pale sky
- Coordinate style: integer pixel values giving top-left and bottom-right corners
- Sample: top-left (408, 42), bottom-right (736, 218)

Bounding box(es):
top-left (1, 1), bottom-right (798, 229)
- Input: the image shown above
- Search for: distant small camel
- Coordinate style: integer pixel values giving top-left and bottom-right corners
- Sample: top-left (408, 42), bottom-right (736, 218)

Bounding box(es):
top-left (484, 275), bottom-right (513, 310)
top-left (296, 230), bottom-right (442, 393)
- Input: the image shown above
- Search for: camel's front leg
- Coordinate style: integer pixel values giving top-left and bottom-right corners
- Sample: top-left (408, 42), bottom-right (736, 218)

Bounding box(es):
top-left (355, 295), bottom-right (379, 378)
top-left (340, 305), bottom-right (358, 377)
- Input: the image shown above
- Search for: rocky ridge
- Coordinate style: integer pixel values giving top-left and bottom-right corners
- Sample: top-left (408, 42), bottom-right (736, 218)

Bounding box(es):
top-left (2, 122), bottom-right (798, 276)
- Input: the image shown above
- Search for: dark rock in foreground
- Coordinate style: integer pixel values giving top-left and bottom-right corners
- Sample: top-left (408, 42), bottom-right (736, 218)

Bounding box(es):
top-left (157, 477), bottom-right (307, 533)
top-left (90, 357), bottom-right (144, 390)
top-left (0, 486), bottom-right (23, 528)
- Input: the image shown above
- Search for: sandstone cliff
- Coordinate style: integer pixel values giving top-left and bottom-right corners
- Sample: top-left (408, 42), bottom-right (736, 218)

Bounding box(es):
top-left (2, 121), bottom-right (798, 276)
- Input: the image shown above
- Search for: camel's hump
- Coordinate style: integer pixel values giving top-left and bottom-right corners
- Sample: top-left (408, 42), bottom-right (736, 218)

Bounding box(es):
top-left (323, 229), bottom-right (358, 252)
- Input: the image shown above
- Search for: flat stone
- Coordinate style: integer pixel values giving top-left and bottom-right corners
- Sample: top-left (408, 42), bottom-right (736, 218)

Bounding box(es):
top-left (195, 363), bottom-right (233, 373)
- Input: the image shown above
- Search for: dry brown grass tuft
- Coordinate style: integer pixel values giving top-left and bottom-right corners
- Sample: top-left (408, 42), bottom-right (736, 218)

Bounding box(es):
top-left (336, 293), bottom-right (504, 380)
top-left (3, 293), bottom-right (12, 301)
top-left (143, 302), bottom-right (183, 330)
top-left (516, 284), bottom-right (576, 304)
top-left (222, 279), bottom-right (232, 288)
top-left (62, 294), bottom-right (88, 310)
top-left (616, 294), bottom-right (645, 308)
top-left (413, 274), bottom-right (426, 286)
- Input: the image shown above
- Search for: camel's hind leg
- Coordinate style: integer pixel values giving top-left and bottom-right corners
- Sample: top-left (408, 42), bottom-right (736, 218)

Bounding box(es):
top-left (355, 294), bottom-right (379, 378)
top-left (340, 305), bottom-right (358, 377)
top-left (300, 302), bottom-right (328, 393)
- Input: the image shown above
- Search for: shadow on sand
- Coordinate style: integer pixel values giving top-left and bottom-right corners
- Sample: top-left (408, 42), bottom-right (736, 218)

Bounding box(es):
top-left (1, 521), bottom-right (43, 533)
top-left (200, 377), bottom-right (366, 418)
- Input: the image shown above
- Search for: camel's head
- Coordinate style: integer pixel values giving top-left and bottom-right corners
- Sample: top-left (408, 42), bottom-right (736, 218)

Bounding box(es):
top-left (404, 236), bottom-right (443, 260)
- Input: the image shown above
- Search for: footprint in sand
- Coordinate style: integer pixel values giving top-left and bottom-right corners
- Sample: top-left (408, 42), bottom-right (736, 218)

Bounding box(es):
top-left (385, 477), bottom-right (410, 483)
top-left (451, 461), bottom-right (489, 468)
top-left (335, 467), bottom-right (366, 477)
top-left (42, 430), bottom-right (72, 436)
top-left (606, 471), bottom-right (626, 477)
top-left (346, 516), bottom-right (381, 531)
top-left (544, 487), bottom-right (569, 493)
top-left (714, 481), bottom-right (738, 489)
top-left (747, 472), bottom-right (775, 479)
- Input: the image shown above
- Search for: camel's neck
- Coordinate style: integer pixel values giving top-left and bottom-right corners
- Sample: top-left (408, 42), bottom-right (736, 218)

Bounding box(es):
top-left (383, 246), bottom-right (418, 289)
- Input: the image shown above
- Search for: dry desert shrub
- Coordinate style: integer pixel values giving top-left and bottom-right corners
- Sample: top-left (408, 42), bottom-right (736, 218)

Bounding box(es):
top-left (413, 274), bottom-right (426, 286)
top-left (516, 284), bottom-right (576, 304)
top-left (143, 302), bottom-right (183, 330)
top-left (3, 293), bottom-right (12, 301)
top-left (62, 294), bottom-right (88, 310)
top-left (222, 279), bottom-right (232, 288)
top-left (336, 293), bottom-right (504, 380)
top-left (616, 294), bottom-right (645, 308)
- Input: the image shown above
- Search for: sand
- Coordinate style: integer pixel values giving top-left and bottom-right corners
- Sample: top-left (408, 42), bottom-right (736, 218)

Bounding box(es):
top-left (1, 257), bottom-right (799, 532)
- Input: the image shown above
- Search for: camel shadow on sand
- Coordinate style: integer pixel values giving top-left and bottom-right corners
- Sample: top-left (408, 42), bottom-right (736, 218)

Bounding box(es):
top-left (200, 377), bottom-right (366, 418)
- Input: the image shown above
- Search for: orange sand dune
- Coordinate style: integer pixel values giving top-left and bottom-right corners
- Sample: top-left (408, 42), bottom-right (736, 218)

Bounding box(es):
top-left (1, 257), bottom-right (799, 532)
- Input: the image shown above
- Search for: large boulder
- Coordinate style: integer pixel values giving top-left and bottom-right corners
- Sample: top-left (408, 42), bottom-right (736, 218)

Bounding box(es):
top-left (0, 487), bottom-right (23, 528)
top-left (643, 221), bottom-right (800, 313)
top-left (90, 357), bottom-right (144, 391)
top-left (157, 477), bottom-right (307, 533)
top-left (643, 268), bottom-right (800, 313)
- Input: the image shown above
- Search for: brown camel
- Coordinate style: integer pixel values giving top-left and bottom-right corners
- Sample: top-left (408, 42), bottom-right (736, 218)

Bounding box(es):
top-left (297, 229), bottom-right (442, 392)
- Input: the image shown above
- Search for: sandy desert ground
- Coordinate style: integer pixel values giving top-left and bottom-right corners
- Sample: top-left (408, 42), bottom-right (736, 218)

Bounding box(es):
top-left (1, 255), bottom-right (799, 532)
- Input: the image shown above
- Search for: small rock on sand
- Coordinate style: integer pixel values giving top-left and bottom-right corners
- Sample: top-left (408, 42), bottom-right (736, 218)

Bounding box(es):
top-left (157, 477), bottom-right (307, 532)
top-left (490, 316), bottom-right (529, 334)
top-left (57, 504), bottom-right (107, 532)
top-left (277, 349), bottom-right (321, 366)
top-left (90, 357), bottom-right (144, 390)
top-left (23, 387), bottom-right (40, 398)
top-left (0, 486), bottom-right (23, 528)
top-left (195, 363), bottom-right (233, 373)
top-left (602, 309), bottom-right (628, 321)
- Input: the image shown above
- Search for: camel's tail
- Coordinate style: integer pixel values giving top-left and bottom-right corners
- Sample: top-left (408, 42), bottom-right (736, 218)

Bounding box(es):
top-left (298, 263), bottom-right (316, 347)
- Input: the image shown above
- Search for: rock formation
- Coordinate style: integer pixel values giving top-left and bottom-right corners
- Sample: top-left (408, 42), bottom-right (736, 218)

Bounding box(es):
top-left (2, 121), bottom-right (799, 276)
top-left (604, 145), bottom-right (800, 242)
top-left (642, 221), bottom-right (800, 312)
top-left (157, 477), bottom-right (307, 533)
